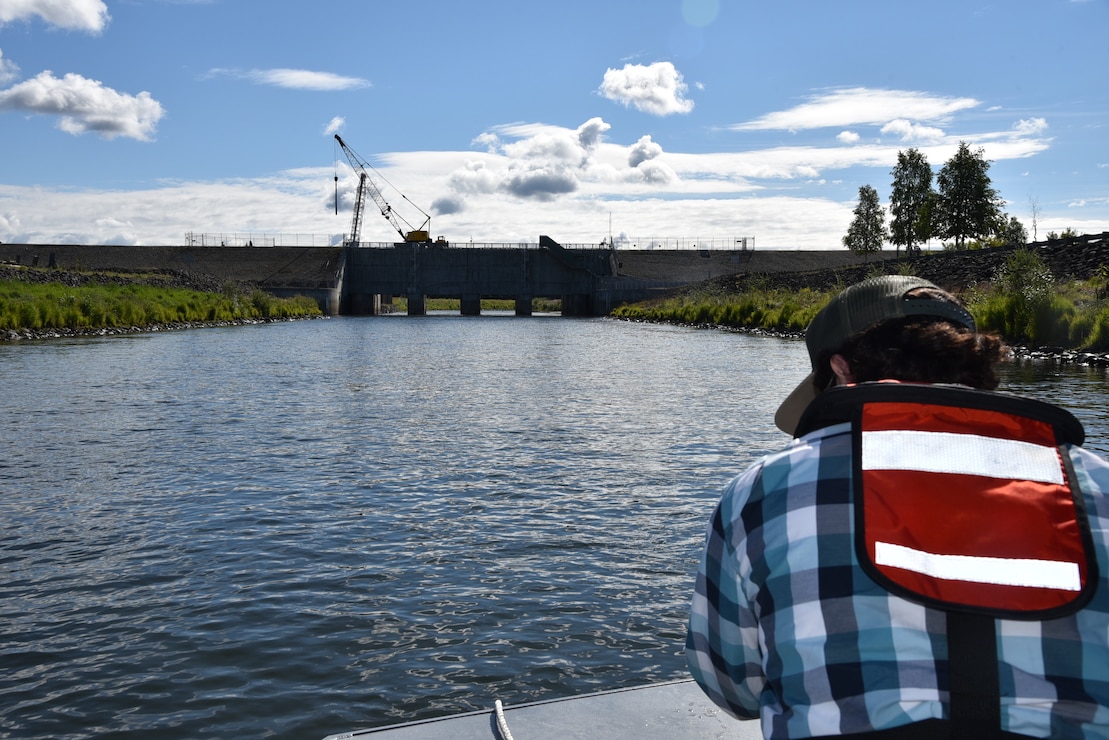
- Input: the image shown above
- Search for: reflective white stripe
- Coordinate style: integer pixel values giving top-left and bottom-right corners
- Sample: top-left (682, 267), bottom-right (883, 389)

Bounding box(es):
top-left (875, 541), bottom-right (1081, 591)
top-left (862, 429), bottom-right (1064, 484)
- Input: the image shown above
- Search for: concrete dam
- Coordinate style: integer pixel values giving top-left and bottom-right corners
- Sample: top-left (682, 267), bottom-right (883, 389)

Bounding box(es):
top-left (0, 238), bottom-right (880, 317)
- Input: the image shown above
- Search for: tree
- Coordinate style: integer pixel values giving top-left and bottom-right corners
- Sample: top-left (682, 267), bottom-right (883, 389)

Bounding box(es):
top-left (843, 185), bottom-right (887, 257)
top-left (935, 141), bottom-right (1004, 249)
top-left (1001, 215), bottom-right (1028, 247)
top-left (889, 148), bottom-right (935, 255)
top-left (1028, 196), bottom-right (1040, 242)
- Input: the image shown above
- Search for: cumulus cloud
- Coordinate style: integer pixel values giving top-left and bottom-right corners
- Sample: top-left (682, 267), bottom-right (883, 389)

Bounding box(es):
top-left (431, 195), bottom-right (464, 215)
top-left (441, 117), bottom-right (688, 206)
top-left (599, 61), bottom-right (695, 116)
top-left (837, 130), bottom-right (860, 144)
top-left (577, 116), bottom-right (610, 149)
top-left (628, 134), bottom-right (663, 167)
top-left (208, 67), bottom-right (371, 91)
top-left (500, 119), bottom-right (607, 166)
top-left (452, 118), bottom-right (615, 201)
top-left (324, 115), bottom-right (344, 135)
top-left (633, 159), bottom-right (678, 185)
top-left (502, 164), bottom-right (578, 201)
top-left (0, 0), bottom-right (109, 32)
top-left (731, 87), bottom-right (979, 131)
top-left (880, 118), bottom-right (945, 143)
top-left (447, 159), bottom-right (502, 195)
top-left (0, 70), bottom-right (165, 140)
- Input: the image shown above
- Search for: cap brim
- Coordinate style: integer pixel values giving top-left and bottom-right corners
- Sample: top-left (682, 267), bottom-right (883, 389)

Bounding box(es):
top-left (774, 371), bottom-right (817, 436)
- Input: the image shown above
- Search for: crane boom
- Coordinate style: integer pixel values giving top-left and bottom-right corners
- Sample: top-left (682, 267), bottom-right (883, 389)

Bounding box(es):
top-left (334, 134), bottom-right (431, 245)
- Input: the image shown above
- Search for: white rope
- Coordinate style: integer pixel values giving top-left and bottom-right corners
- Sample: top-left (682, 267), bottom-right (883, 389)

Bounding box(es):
top-left (493, 699), bottom-right (515, 740)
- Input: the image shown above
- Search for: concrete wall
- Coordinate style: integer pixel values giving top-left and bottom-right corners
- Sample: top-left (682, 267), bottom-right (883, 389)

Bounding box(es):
top-left (0, 240), bottom-right (915, 317)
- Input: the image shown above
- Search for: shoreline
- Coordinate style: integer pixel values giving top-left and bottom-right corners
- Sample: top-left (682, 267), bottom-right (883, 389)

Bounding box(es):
top-left (1, 314), bottom-right (328, 343)
top-left (622, 317), bottom-right (1109, 369)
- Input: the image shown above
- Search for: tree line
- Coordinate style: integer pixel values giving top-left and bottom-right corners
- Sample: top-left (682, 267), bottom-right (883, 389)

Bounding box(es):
top-left (843, 141), bottom-right (1047, 255)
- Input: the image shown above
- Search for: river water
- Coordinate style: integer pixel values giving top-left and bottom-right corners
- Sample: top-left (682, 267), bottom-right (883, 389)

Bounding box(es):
top-left (2, 315), bottom-right (1107, 740)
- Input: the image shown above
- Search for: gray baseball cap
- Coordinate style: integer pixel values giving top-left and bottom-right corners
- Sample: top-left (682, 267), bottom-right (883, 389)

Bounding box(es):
top-left (774, 275), bottom-right (977, 435)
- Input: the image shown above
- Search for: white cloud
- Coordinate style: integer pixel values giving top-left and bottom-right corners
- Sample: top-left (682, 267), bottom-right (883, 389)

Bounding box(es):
top-left (577, 116), bottom-right (610, 149)
top-left (599, 61), bottom-right (695, 116)
top-left (880, 119), bottom-right (945, 143)
top-left (208, 68), bottom-right (371, 91)
top-left (632, 159), bottom-right (678, 185)
top-left (430, 195), bottom-right (464, 215)
top-left (472, 132), bottom-right (500, 153)
top-left (731, 87), bottom-right (979, 131)
top-left (447, 159), bottom-right (503, 195)
top-left (0, 173), bottom-right (337, 246)
top-left (324, 116), bottom-right (344, 135)
top-left (0, 70), bottom-right (165, 140)
top-left (0, 0), bottom-right (109, 32)
top-left (449, 118), bottom-right (615, 201)
top-left (501, 164), bottom-right (579, 201)
top-left (1, 86), bottom-right (1098, 250)
top-left (1014, 117), bottom-right (1048, 135)
top-left (628, 135), bottom-right (663, 167)
top-left (0, 49), bottom-right (18, 85)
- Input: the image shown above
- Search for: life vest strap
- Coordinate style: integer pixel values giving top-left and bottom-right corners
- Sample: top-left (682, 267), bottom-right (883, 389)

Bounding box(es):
top-left (947, 611), bottom-right (1001, 740)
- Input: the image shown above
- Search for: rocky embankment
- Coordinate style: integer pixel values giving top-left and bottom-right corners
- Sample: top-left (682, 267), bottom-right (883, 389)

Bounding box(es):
top-left (696, 233), bottom-right (1109, 367)
top-left (706, 233), bottom-right (1109, 294)
top-left (0, 264), bottom-right (238, 292)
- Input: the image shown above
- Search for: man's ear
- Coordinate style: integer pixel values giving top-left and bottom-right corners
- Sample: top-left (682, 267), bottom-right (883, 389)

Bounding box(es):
top-left (829, 354), bottom-right (854, 385)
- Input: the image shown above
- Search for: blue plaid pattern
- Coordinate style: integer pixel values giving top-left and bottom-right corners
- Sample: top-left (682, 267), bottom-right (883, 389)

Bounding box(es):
top-left (687, 421), bottom-right (1109, 738)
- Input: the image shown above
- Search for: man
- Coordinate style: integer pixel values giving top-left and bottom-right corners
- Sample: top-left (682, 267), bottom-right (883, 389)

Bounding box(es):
top-left (687, 275), bottom-right (1109, 738)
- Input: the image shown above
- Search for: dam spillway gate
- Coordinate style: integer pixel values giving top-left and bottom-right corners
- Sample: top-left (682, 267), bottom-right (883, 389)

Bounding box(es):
top-left (342, 236), bottom-right (668, 317)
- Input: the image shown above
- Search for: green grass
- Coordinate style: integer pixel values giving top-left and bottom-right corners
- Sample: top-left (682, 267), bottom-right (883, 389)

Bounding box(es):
top-left (0, 279), bottom-right (321, 333)
top-left (611, 285), bottom-right (829, 335)
top-left (612, 254), bottom-right (1109, 352)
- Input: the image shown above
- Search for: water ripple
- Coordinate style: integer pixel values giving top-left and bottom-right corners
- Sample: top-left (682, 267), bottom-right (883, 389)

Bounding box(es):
top-left (2, 318), bottom-right (1106, 738)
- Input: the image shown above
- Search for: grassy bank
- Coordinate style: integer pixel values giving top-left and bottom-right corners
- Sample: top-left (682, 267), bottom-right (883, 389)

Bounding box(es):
top-left (0, 279), bottom-right (321, 334)
top-left (613, 251), bottom-right (1109, 353)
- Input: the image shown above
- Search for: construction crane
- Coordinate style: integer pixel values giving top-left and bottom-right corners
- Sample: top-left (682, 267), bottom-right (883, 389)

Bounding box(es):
top-left (334, 134), bottom-right (432, 245)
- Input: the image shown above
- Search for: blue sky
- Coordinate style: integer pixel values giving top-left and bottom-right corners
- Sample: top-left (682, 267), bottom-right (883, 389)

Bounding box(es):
top-left (0, 0), bottom-right (1106, 249)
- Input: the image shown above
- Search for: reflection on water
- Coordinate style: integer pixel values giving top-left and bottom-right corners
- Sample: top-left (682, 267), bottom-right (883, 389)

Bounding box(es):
top-left (1001, 357), bottom-right (1109, 456)
top-left (1, 318), bottom-right (1107, 739)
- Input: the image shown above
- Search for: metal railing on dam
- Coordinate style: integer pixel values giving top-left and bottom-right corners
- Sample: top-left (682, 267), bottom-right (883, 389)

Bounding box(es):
top-left (184, 232), bottom-right (756, 251)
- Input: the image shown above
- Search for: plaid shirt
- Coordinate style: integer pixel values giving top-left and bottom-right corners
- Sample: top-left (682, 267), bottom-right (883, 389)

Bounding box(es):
top-left (687, 420), bottom-right (1109, 738)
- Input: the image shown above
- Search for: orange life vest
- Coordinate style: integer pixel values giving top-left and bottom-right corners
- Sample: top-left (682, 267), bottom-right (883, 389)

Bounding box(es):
top-left (797, 382), bottom-right (1098, 619)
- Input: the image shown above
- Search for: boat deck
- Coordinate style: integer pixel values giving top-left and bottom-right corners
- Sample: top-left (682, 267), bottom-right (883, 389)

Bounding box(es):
top-left (321, 678), bottom-right (762, 740)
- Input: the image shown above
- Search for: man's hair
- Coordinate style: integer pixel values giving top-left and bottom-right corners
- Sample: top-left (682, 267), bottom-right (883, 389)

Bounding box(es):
top-left (812, 288), bottom-right (1007, 391)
